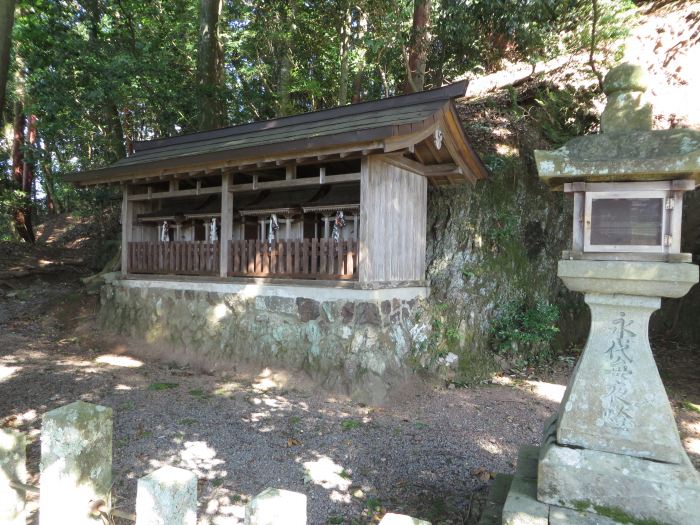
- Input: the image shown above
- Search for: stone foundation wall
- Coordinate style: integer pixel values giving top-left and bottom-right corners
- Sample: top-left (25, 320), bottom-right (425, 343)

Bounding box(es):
top-left (99, 280), bottom-right (427, 401)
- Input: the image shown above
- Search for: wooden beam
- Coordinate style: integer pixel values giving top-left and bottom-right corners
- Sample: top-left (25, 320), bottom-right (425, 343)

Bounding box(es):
top-left (379, 153), bottom-right (460, 178)
top-left (121, 185), bottom-right (132, 276)
top-left (231, 172), bottom-right (360, 192)
top-left (127, 185), bottom-right (222, 201)
top-left (220, 172), bottom-right (233, 277)
top-left (441, 105), bottom-right (488, 182)
top-left (286, 165), bottom-right (296, 180)
top-left (319, 166), bottom-right (326, 184)
top-left (79, 141), bottom-right (385, 186)
top-left (383, 121), bottom-right (438, 153)
top-left (437, 114), bottom-right (477, 184)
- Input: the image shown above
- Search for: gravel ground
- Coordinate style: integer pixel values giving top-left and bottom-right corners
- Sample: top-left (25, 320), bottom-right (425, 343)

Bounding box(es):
top-left (1, 280), bottom-right (698, 525)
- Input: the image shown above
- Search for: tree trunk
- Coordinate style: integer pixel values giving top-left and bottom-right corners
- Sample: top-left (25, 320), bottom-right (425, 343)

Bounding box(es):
top-left (0, 0), bottom-right (15, 121)
top-left (405, 0), bottom-right (431, 93)
top-left (276, 51), bottom-right (292, 117)
top-left (338, 7), bottom-right (352, 106)
top-left (104, 100), bottom-right (126, 162)
top-left (351, 68), bottom-right (363, 104)
top-left (40, 140), bottom-right (64, 215)
top-left (11, 99), bottom-right (35, 243)
top-left (197, 0), bottom-right (225, 130)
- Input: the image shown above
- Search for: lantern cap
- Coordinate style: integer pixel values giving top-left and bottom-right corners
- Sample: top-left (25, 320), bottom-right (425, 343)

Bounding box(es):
top-left (535, 128), bottom-right (700, 189)
top-left (603, 63), bottom-right (649, 95)
top-left (535, 62), bottom-right (700, 189)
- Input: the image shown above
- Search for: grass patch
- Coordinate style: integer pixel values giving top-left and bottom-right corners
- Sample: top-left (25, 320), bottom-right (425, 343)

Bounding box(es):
top-left (682, 401), bottom-right (700, 414)
top-left (118, 400), bottom-right (135, 411)
top-left (179, 418), bottom-right (197, 426)
top-left (148, 382), bottom-right (179, 391)
top-left (341, 419), bottom-right (362, 431)
top-left (188, 389), bottom-right (209, 399)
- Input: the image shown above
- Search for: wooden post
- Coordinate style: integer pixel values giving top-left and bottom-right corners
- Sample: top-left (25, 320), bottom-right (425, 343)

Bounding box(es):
top-left (220, 173), bottom-right (233, 277)
top-left (121, 185), bottom-right (132, 276)
top-left (572, 191), bottom-right (584, 253)
top-left (323, 215), bottom-right (330, 239)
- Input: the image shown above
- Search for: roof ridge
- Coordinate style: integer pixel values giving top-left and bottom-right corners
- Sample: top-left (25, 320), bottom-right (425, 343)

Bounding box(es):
top-left (133, 81), bottom-right (467, 154)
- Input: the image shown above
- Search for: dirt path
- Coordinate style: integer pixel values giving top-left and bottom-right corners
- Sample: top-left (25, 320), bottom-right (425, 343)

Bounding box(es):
top-left (1, 278), bottom-right (698, 525)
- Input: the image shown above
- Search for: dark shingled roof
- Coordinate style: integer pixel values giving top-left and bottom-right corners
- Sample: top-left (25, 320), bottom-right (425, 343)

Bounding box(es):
top-left (65, 81), bottom-right (486, 184)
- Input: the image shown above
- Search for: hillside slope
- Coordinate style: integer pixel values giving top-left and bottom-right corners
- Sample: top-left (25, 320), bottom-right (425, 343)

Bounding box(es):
top-left (420, 0), bottom-right (700, 381)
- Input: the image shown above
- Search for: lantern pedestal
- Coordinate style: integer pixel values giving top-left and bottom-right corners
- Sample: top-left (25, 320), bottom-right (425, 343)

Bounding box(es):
top-left (538, 261), bottom-right (700, 524)
top-left (494, 260), bottom-right (700, 525)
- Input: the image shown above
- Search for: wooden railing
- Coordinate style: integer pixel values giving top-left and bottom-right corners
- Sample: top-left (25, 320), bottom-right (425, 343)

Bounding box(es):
top-left (128, 242), bottom-right (220, 275)
top-left (229, 239), bottom-right (358, 279)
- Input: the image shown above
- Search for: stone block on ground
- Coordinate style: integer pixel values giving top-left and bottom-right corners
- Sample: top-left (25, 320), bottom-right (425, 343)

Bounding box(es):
top-left (379, 512), bottom-right (431, 525)
top-left (0, 429), bottom-right (27, 525)
top-left (39, 401), bottom-right (113, 525)
top-left (548, 506), bottom-right (619, 525)
top-left (502, 446), bottom-right (548, 525)
top-left (477, 474), bottom-right (512, 525)
top-left (135, 465), bottom-right (197, 525)
top-left (538, 437), bottom-right (700, 525)
top-left (245, 487), bottom-right (307, 525)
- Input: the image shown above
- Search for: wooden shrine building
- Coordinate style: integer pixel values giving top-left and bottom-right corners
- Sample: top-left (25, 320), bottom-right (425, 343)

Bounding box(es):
top-left (67, 82), bottom-right (486, 289)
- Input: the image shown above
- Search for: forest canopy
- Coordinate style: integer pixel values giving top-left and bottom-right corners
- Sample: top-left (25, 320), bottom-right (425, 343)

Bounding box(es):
top-left (0, 0), bottom-right (636, 242)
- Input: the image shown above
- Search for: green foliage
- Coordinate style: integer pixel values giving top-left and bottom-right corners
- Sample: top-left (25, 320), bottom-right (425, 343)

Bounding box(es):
top-left (0, 186), bottom-right (23, 241)
top-left (682, 401), bottom-right (700, 415)
top-left (430, 0), bottom-right (637, 82)
top-left (491, 299), bottom-right (560, 362)
top-left (0, 0), bottom-right (637, 241)
top-left (533, 87), bottom-right (599, 146)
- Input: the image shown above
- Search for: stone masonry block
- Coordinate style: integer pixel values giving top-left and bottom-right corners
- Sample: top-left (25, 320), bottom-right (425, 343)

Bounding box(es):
top-left (135, 466), bottom-right (197, 525)
top-left (0, 429), bottom-right (27, 525)
top-left (502, 446), bottom-right (548, 525)
top-left (379, 512), bottom-right (431, 525)
top-left (245, 487), bottom-right (307, 525)
top-left (40, 401), bottom-right (112, 525)
top-left (538, 438), bottom-right (700, 525)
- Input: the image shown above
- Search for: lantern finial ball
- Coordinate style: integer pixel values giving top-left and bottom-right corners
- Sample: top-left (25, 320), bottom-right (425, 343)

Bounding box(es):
top-left (601, 62), bottom-right (653, 134)
top-left (603, 63), bottom-right (649, 95)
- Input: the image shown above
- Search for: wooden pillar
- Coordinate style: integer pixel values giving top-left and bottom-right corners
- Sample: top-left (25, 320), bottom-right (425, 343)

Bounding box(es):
top-left (285, 218), bottom-right (292, 240)
top-left (121, 185), bottom-right (132, 276)
top-left (350, 215), bottom-right (357, 240)
top-left (219, 173), bottom-right (233, 277)
top-left (323, 215), bottom-right (330, 239)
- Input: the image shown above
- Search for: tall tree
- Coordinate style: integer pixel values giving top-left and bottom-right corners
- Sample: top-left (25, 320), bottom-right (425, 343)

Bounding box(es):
top-left (405, 0), bottom-right (431, 93)
top-left (11, 94), bottom-right (35, 243)
top-left (338, 5), bottom-right (352, 106)
top-left (197, 0), bottom-right (225, 130)
top-left (0, 0), bottom-right (16, 119)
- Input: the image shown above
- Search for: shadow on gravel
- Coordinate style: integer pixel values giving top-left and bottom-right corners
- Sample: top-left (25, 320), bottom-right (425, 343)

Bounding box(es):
top-left (2, 286), bottom-right (696, 524)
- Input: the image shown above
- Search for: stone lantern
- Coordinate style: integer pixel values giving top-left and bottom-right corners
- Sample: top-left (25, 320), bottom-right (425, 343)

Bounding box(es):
top-left (493, 63), bottom-right (700, 525)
